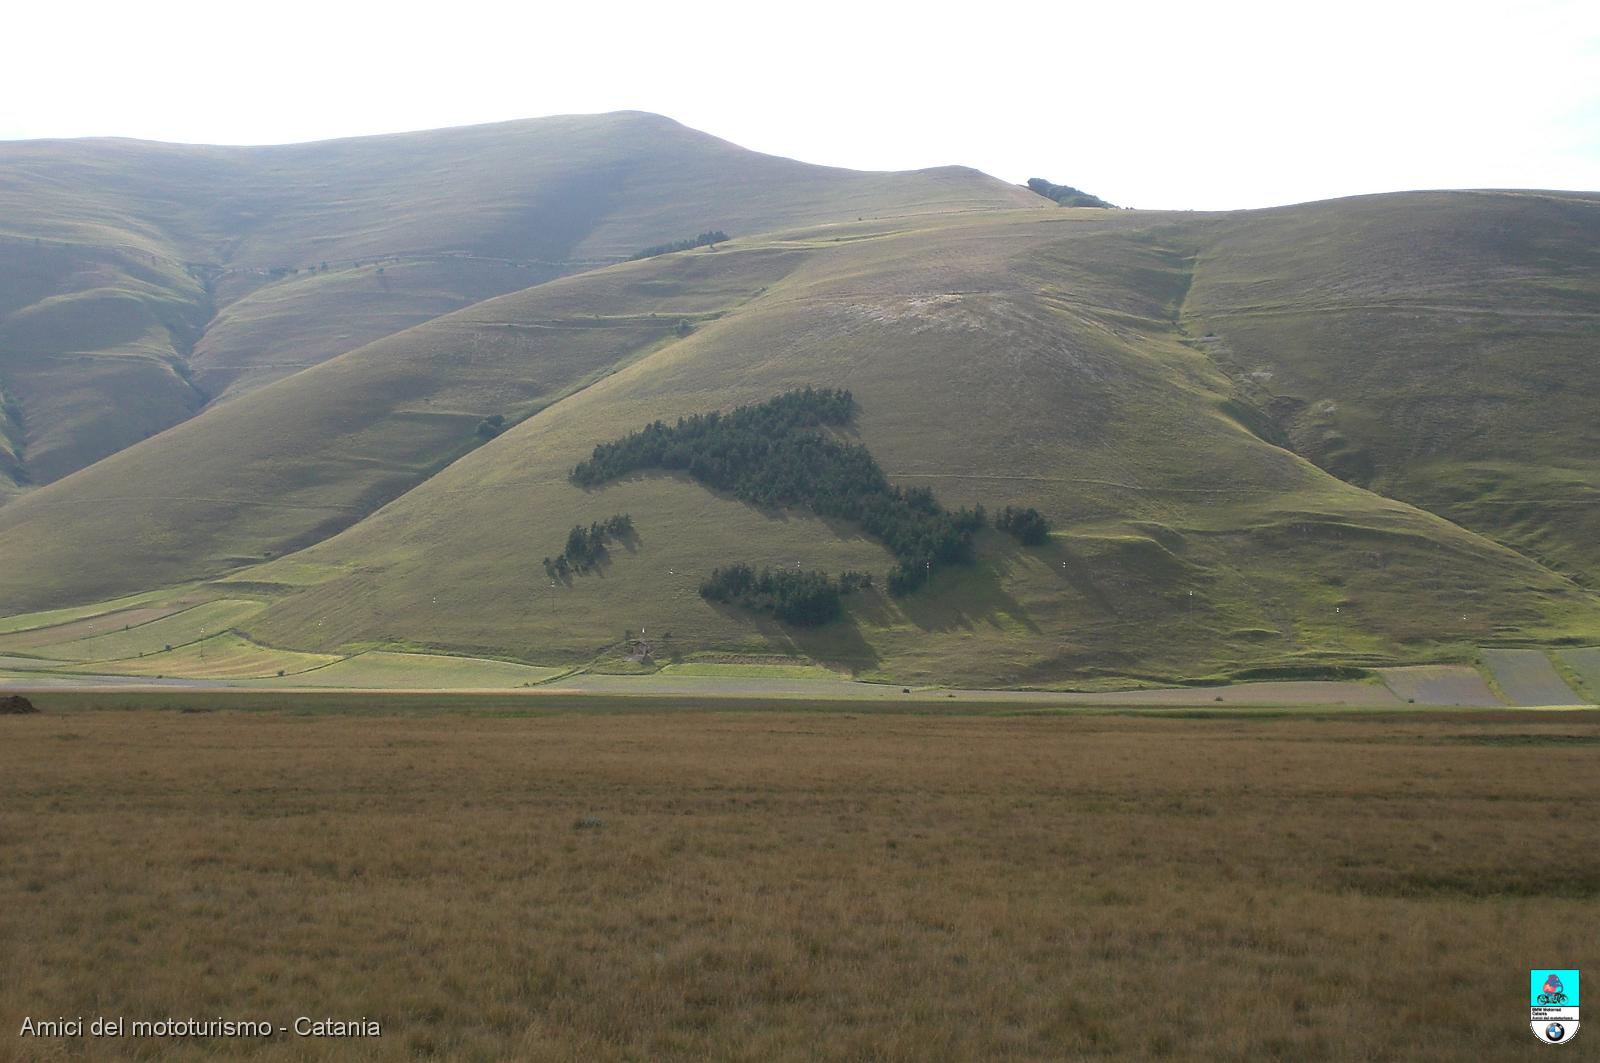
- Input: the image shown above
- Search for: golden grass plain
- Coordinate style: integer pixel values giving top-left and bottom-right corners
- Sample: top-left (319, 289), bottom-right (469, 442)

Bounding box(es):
top-left (2, 705), bottom-right (1597, 1061)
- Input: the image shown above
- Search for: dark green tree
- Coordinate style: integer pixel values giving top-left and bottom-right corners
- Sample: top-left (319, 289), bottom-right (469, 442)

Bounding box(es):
top-left (995, 505), bottom-right (1051, 545)
top-left (1025, 178), bottom-right (1115, 208)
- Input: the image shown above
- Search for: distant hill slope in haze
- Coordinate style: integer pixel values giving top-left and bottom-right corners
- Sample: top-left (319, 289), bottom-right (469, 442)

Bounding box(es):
top-left (0, 112), bottom-right (1041, 488)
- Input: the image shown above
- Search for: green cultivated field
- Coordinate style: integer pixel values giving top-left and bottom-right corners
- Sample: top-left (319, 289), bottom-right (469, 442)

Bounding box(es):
top-left (0, 588), bottom-right (197, 635)
top-left (0, 599), bottom-right (202, 646)
top-left (23, 599), bottom-right (264, 661)
top-left (73, 632), bottom-right (341, 679)
top-left (245, 650), bottom-right (565, 689)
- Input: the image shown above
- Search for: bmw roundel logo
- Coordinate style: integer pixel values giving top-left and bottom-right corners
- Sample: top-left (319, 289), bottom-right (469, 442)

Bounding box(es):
top-left (1547, 1022), bottom-right (1567, 1042)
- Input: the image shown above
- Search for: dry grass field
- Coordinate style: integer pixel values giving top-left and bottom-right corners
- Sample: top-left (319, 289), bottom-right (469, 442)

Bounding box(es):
top-left (3, 700), bottom-right (1597, 1061)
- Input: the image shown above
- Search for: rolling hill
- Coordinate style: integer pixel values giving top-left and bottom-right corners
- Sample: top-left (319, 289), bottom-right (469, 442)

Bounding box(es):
top-left (0, 116), bottom-right (1596, 687)
top-left (0, 112), bottom-right (1040, 492)
top-left (1178, 190), bottom-right (1600, 589)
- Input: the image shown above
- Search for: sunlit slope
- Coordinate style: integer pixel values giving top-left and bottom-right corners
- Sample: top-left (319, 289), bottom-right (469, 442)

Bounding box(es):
top-left (1182, 190), bottom-right (1600, 587)
top-left (0, 112), bottom-right (1042, 487)
top-left (0, 246), bottom-right (814, 611)
top-left (235, 209), bottom-right (1600, 684)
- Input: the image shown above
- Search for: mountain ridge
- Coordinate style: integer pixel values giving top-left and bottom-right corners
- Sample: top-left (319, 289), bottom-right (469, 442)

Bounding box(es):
top-left (0, 112), bottom-right (1041, 491)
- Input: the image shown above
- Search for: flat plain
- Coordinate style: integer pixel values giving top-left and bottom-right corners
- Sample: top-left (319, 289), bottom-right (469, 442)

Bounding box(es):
top-left (3, 697), bottom-right (1596, 1061)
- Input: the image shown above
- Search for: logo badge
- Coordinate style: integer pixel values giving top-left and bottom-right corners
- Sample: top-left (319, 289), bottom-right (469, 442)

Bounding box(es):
top-left (1532, 969), bottom-right (1580, 1044)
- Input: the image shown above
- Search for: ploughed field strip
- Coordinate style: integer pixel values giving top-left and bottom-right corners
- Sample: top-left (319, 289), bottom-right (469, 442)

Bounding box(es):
top-left (64, 633), bottom-right (341, 680)
top-left (1480, 649), bottom-right (1586, 706)
top-left (0, 602), bottom-right (203, 651)
top-left (28, 600), bottom-right (266, 662)
top-left (1378, 665), bottom-right (1503, 707)
top-left (0, 590), bottom-right (192, 636)
top-left (0, 656), bottom-right (67, 671)
top-left (1557, 648), bottom-right (1600, 703)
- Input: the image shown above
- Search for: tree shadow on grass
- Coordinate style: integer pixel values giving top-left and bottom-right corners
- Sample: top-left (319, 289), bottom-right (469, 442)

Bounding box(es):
top-left (704, 601), bottom-right (883, 676)
top-left (886, 537), bottom-right (1043, 636)
top-left (1048, 538), bottom-right (1116, 612)
top-left (547, 529), bottom-right (643, 583)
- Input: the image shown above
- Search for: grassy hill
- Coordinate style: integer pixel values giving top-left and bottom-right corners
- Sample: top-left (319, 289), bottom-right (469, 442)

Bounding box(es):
top-left (0, 244), bottom-right (820, 606)
top-left (0, 116), bottom-right (1596, 686)
top-left (0, 235), bottom-right (209, 485)
top-left (214, 202), bottom-right (1596, 685)
top-left (0, 112), bottom-right (1040, 492)
top-left (1180, 190), bottom-right (1600, 589)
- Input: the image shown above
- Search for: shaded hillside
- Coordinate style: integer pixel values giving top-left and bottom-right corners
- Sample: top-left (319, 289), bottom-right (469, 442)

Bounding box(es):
top-left (0, 236), bottom-right (209, 485)
top-left (0, 112), bottom-right (1041, 490)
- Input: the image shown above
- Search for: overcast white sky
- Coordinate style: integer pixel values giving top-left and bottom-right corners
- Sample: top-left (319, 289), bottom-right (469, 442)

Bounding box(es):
top-left (5, 0), bottom-right (1595, 209)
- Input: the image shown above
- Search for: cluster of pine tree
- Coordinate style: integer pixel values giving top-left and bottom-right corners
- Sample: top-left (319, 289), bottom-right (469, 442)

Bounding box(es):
top-left (630, 230), bottom-right (729, 260)
top-left (994, 505), bottom-right (1051, 545)
top-left (544, 514), bottom-right (634, 577)
top-left (699, 565), bottom-right (872, 626)
top-left (570, 388), bottom-right (984, 595)
top-left (1025, 178), bottom-right (1116, 209)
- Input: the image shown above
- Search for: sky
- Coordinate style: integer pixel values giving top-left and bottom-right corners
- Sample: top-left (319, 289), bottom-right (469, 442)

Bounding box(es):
top-left (4, 0), bottom-right (1596, 210)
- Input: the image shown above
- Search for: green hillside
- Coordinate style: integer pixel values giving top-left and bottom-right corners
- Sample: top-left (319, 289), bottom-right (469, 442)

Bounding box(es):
top-left (0, 236), bottom-right (209, 485)
top-left (222, 203), bottom-right (1595, 685)
top-left (0, 112), bottom-right (1040, 492)
top-left (0, 116), bottom-right (1596, 687)
top-left (0, 244), bottom-right (819, 605)
top-left (1180, 191), bottom-right (1600, 588)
